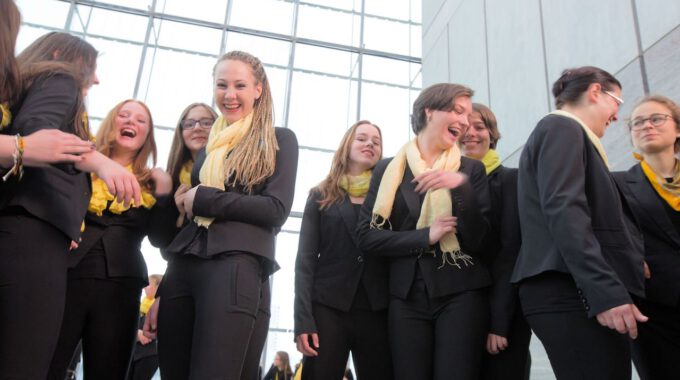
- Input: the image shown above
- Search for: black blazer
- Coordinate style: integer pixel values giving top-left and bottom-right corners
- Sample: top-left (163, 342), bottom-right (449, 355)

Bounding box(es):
top-left (511, 114), bottom-right (645, 317)
top-left (0, 74), bottom-right (90, 241)
top-left (486, 165), bottom-right (522, 336)
top-left (68, 196), bottom-right (172, 282)
top-left (164, 127), bottom-right (298, 275)
top-left (294, 191), bottom-right (390, 335)
top-left (357, 155), bottom-right (492, 299)
top-left (614, 164), bottom-right (680, 307)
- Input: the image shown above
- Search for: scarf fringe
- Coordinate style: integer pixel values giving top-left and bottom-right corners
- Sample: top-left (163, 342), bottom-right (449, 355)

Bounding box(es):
top-left (370, 213), bottom-right (392, 230)
top-left (438, 250), bottom-right (475, 269)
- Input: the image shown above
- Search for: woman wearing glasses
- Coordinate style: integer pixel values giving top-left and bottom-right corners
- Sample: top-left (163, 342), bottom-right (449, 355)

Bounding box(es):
top-left (613, 95), bottom-right (680, 380)
top-left (511, 66), bottom-right (647, 380)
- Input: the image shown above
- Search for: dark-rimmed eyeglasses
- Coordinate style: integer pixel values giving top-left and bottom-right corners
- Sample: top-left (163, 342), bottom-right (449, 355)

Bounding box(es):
top-left (628, 114), bottom-right (672, 130)
top-left (181, 118), bottom-right (214, 130)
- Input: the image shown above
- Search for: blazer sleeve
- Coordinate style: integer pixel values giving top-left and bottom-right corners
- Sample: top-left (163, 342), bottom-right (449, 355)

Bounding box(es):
top-left (146, 194), bottom-right (180, 249)
top-left (356, 159), bottom-right (431, 257)
top-left (534, 119), bottom-right (631, 316)
top-left (192, 128), bottom-right (299, 228)
top-left (454, 158), bottom-right (492, 255)
top-left (294, 191), bottom-right (321, 335)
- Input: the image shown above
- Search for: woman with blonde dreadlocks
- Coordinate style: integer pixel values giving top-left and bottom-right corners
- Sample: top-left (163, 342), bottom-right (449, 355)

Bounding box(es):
top-left (143, 50), bottom-right (299, 379)
top-left (357, 83), bottom-right (492, 380)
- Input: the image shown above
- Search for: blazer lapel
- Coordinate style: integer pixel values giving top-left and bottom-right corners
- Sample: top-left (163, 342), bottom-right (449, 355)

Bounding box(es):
top-left (398, 166), bottom-right (421, 225)
top-left (337, 196), bottom-right (360, 246)
top-left (627, 165), bottom-right (680, 247)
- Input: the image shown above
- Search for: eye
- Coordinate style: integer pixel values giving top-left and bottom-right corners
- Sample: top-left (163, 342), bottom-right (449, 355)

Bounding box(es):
top-left (216, 83), bottom-right (227, 89)
top-left (650, 115), bottom-right (666, 124)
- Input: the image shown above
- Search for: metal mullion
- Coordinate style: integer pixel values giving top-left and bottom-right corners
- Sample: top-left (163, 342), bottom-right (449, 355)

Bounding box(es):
top-left (132, 0), bottom-right (157, 100)
top-left (356, 0), bottom-right (365, 119)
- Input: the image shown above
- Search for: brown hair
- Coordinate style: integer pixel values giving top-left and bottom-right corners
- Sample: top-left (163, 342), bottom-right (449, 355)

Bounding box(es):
top-left (630, 94), bottom-right (680, 153)
top-left (0, 0), bottom-right (22, 105)
top-left (552, 66), bottom-right (621, 109)
top-left (148, 274), bottom-right (163, 286)
top-left (166, 102), bottom-right (218, 186)
top-left (213, 50), bottom-right (277, 192)
top-left (315, 120), bottom-right (382, 209)
top-left (471, 103), bottom-right (501, 149)
top-left (16, 32), bottom-right (98, 139)
top-left (95, 99), bottom-right (157, 191)
top-left (276, 351), bottom-right (294, 377)
top-left (411, 83), bottom-right (474, 134)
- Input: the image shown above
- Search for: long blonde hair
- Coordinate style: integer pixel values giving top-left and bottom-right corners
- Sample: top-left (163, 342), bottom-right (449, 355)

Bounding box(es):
top-left (0, 0), bottom-right (21, 105)
top-left (213, 51), bottom-right (278, 192)
top-left (95, 99), bottom-right (157, 190)
top-left (166, 102), bottom-right (218, 186)
top-left (315, 120), bottom-right (382, 209)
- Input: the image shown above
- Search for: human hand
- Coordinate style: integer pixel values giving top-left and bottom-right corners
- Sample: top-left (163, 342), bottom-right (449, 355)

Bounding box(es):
top-left (596, 303), bottom-right (648, 339)
top-left (142, 297), bottom-right (159, 339)
top-left (22, 129), bottom-right (94, 167)
top-left (485, 333), bottom-right (508, 354)
top-left (413, 170), bottom-right (467, 194)
top-left (150, 168), bottom-right (172, 196)
top-left (296, 333), bottom-right (319, 357)
top-left (428, 216), bottom-right (457, 245)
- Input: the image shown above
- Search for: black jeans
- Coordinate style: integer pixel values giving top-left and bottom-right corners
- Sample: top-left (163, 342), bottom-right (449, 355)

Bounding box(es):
top-left (631, 296), bottom-right (680, 380)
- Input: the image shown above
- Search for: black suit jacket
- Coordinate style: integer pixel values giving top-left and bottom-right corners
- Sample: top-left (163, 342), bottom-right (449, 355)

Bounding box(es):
top-left (164, 127), bottom-right (298, 275)
top-left (614, 164), bottom-right (680, 307)
top-left (0, 74), bottom-right (90, 241)
top-left (486, 165), bottom-right (522, 336)
top-left (294, 191), bottom-right (390, 335)
top-left (511, 114), bottom-right (645, 317)
top-left (357, 155), bottom-right (492, 299)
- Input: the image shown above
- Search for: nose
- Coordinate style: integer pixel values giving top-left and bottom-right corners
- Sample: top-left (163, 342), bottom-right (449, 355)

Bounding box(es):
top-left (92, 72), bottom-right (100, 86)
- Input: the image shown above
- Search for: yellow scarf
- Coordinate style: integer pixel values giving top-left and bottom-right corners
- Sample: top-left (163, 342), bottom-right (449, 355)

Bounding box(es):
top-left (88, 164), bottom-right (156, 216)
top-left (634, 153), bottom-right (680, 211)
top-left (179, 160), bottom-right (193, 187)
top-left (339, 170), bottom-right (372, 197)
top-left (550, 110), bottom-right (609, 168)
top-left (481, 149), bottom-right (501, 175)
top-left (140, 296), bottom-right (155, 315)
top-left (371, 139), bottom-right (473, 268)
top-left (0, 103), bottom-right (11, 130)
top-left (195, 112), bottom-right (253, 227)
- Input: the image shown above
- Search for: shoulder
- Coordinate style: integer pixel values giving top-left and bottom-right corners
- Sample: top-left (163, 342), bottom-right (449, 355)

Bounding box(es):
top-left (27, 72), bottom-right (78, 94)
top-left (275, 127), bottom-right (298, 145)
top-left (534, 113), bottom-right (583, 139)
top-left (460, 156), bottom-right (485, 175)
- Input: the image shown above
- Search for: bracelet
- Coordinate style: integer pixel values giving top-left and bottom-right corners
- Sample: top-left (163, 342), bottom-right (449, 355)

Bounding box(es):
top-left (2, 134), bottom-right (24, 182)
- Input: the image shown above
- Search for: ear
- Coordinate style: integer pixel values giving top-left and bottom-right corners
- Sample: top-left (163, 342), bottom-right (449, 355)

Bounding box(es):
top-left (255, 83), bottom-right (263, 100)
top-left (586, 82), bottom-right (602, 104)
top-left (425, 108), bottom-right (433, 122)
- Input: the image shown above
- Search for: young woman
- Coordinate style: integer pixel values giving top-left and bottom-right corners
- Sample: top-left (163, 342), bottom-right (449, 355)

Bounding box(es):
top-left (128, 274), bottom-right (164, 380)
top-left (0, 32), bottom-right (140, 379)
top-left (357, 83), bottom-right (492, 380)
top-left (460, 103), bottom-right (531, 380)
top-left (613, 95), bottom-right (680, 380)
top-left (294, 121), bottom-right (392, 379)
top-left (263, 351), bottom-right (294, 380)
top-left (144, 50), bottom-right (299, 379)
top-left (511, 66), bottom-right (647, 380)
top-left (47, 99), bottom-right (172, 380)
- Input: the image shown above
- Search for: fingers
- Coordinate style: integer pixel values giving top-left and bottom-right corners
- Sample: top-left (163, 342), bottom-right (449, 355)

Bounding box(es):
top-left (632, 304), bottom-right (648, 323)
top-left (643, 261), bottom-right (651, 279)
top-left (486, 334), bottom-right (498, 354)
top-left (497, 336), bottom-right (509, 351)
top-left (56, 153), bottom-right (85, 164)
top-left (296, 334), bottom-right (318, 356)
top-left (622, 310), bottom-right (638, 339)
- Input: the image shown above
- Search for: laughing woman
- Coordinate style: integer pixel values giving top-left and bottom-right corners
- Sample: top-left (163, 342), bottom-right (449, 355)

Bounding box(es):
top-left (295, 120), bottom-right (392, 380)
top-left (357, 83), bottom-right (492, 380)
top-left (145, 51), bottom-right (298, 379)
top-left (47, 99), bottom-right (172, 380)
top-left (613, 95), bottom-right (680, 380)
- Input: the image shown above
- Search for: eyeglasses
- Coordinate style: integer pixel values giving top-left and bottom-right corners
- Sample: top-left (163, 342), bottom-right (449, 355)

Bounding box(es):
top-left (603, 90), bottom-right (624, 106)
top-left (181, 118), bottom-right (214, 130)
top-left (628, 113), bottom-right (673, 130)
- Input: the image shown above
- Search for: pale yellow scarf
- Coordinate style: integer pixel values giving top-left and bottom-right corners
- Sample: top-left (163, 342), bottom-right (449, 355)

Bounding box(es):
top-left (371, 139), bottom-right (473, 268)
top-left (195, 112), bottom-right (253, 227)
top-left (339, 170), bottom-right (372, 197)
top-left (634, 153), bottom-right (680, 211)
top-left (481, 149), bottom-right (501, 175)
top-left (88, 165), bottom-right (156, 216)
top-left (0, 103), bottom-right (11, 130)
top-left (551, 110), bottom-right (609, 168)
top-left (179, 160), bottom-right (193, 187)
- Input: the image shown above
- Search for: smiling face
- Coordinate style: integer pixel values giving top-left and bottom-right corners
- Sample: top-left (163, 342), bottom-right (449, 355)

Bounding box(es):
top-left (348, 123), bottom-right (382, 172)
top-left (460, 111), bottom-right (491, 159)
top-left (113, 101), bottom-right (151, 155)
top-left (592, 85), bottom-right (622, 138)
top-left (422, 96), bottom-right (472, 150)
top-left (213, 59), bottom-right (263, 124)
top-left (182, 106), bottom-right (215, 156)
top-left (630, 100), bottom-right (679, 155)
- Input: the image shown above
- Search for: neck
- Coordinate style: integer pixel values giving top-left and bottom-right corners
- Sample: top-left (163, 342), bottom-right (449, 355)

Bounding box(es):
top-left (416, 134), bottom-right (444, 167)
top-left (190, 150), bottom-right (198, 161)
top-left (644, 148), bottom-right (677, 178)
top-left (561, 104), bottom-right (599, 136)
top-left (346, 161), bottom-right (368, 176)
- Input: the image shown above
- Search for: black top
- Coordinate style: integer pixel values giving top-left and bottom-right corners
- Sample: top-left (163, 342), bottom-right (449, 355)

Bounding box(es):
top-left (357, 155), bottom-right (492, 300)
top-left (294, 191), bottom-right (389, 335)
top-left (614, 164), bottom-right (680, 307)
top-left (512, 114), bottom-right (645, 317)
top-left (163, 127), bottom-right (299, 276)
top-left (0, 73), bottom-right (90, 241)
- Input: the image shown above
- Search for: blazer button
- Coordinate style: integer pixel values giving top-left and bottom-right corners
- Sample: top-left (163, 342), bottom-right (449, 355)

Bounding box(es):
top-left (357, 256), bottom-right (364, 263)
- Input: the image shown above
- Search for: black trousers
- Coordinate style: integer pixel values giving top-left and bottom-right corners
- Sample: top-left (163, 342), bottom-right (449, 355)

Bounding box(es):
top-left (481, 310), bottom-right (532, 380)
top-left (241, 278), bottom-right (271, 380)
top-left (47, 278), bottom-right (141, 380)
top-left (0, 211), bottom-right (70, 379)
top-left (301, 303), bottom-right (393, 380)
top-left (128, 355), bottom-right (159, 380)
top-left (158, 253), bottom-right (263, 380)
top-left (631, 297), bottom-right (680, 380)
top-left (388, 278), bottom-right (488, 380)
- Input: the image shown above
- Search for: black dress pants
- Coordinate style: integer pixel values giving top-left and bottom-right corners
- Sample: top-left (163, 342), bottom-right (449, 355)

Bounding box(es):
top-left (0, 211), bottom-right (70, 379)
top-left (47, 278), bottom-right (141, 380)
top-left (128, 355), bottom-right (159, 380)
top-left (388, 278), bottom-right (488, 380)
top-left (480, 310), bottom-right (532, 380)
top-left (301, 303), bottom-right (393, 380)
top-left (158, 253), bottom-right (263, 380)
top-left (241, 278), bottom-right (271, 380)
top-left (630, 297), bottom-right (680, 380)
